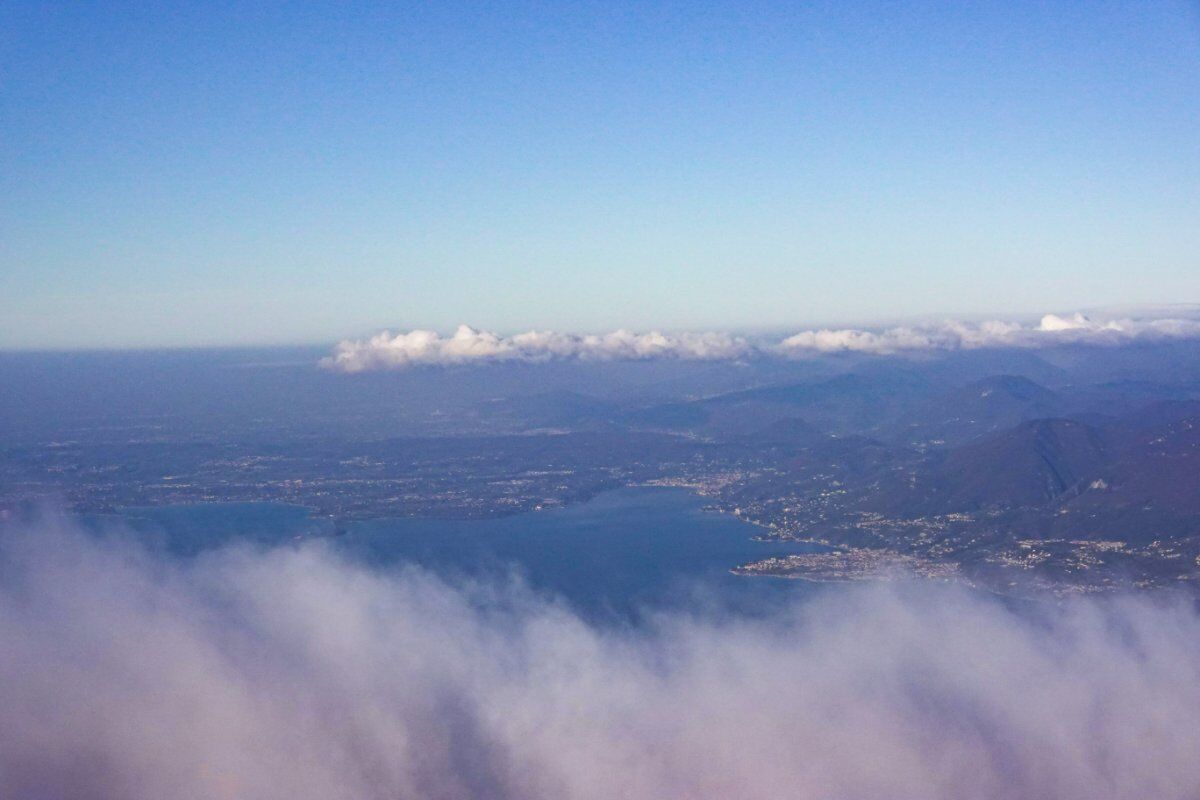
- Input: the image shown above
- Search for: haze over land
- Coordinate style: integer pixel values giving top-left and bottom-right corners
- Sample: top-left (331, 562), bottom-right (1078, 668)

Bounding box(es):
top-left (7, 307), bottom-right (1200, 594)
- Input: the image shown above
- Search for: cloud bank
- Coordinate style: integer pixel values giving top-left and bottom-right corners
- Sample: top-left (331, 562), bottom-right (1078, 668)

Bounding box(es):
top-left (777, 313), bottom-right (1200, 356)
top-left (323, 313), bottom-right (1200, 371)
top-left (321, 325), bottom-right (751, 372)
top-left (4, 517), bottom-right (1200, 799)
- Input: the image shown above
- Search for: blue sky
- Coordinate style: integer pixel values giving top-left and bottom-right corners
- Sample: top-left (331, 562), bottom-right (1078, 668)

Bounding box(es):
top-left (2, 1), bottom-right (1198, 348)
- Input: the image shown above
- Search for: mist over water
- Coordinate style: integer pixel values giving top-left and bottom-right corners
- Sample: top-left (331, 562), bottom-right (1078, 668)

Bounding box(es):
top-left (3, 515), bottom-right (1200, 800)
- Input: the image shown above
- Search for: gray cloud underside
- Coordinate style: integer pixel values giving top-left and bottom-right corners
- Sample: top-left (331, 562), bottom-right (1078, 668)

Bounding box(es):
top-left (3, 518), bottom-right (1200, 799)
top-left (322, 313), bottom-right (1200, 371)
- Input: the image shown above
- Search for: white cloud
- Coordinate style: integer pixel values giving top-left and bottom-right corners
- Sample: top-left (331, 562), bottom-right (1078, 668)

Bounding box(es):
top-left (321, 313), bottom-right (1200, 371)
top-left (321, 325), bottom-right (752, 372)
top-left (777, 313), bottom-right (1200, 356)
top-left (4, 517), bottom-right (1200, 799)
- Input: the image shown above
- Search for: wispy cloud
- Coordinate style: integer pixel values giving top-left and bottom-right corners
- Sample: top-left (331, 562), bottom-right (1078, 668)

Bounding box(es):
top-left (3, 517), bottom-right (1200, 799)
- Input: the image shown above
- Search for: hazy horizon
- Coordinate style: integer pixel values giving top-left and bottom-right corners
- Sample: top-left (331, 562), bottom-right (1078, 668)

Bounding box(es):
top-left (4, 302), bottom-right (1200, 354)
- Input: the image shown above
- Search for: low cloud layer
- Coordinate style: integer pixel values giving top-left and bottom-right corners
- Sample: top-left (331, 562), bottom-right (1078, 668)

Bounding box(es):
top-left (323, 313), bottom-right (1200, 371)
top-left (321, 325), bottom-right (751, 372)
top-left (778, 313), bottom-right (1200, 355)
top-left (4, 517), bottom-right (1200, 799)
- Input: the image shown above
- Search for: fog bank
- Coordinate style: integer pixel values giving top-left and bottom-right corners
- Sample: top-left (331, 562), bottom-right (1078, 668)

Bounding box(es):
top-left (3, 517), bottom-right (1200, 799)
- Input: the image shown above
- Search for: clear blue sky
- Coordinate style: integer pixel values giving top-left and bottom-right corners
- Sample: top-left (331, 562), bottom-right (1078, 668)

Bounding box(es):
top-left (2, 1), bottom-right (1198, 348)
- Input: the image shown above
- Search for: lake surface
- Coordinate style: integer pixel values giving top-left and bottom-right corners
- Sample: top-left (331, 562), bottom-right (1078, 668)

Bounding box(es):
top-left (96, 487), bottom-right (832, 621)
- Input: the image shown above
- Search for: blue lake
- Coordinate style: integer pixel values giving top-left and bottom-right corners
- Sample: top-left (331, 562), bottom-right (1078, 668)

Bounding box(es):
top-left (95, 487), bottom-right (831, 621)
